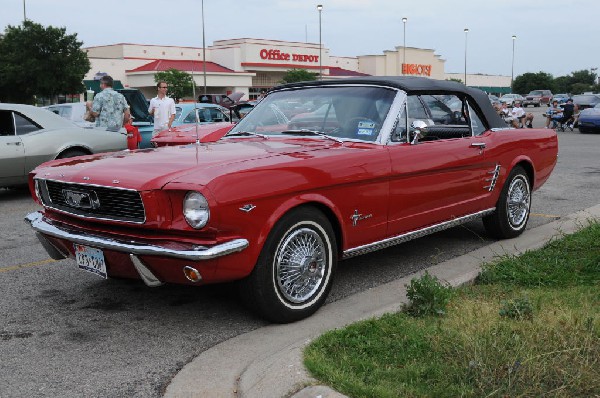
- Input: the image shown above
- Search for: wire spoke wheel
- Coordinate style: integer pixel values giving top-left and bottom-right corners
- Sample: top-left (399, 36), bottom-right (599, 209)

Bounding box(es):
top-left (483, 166), bottom-right (531, 239)
top-left (276, 228), bottom-right (326, 304)
top-left (507, 176), bottom-right (530, 229)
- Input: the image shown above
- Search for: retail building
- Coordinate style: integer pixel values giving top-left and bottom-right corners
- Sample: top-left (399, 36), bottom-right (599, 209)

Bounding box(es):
top-left (84, 38), bottom-right (510, 99)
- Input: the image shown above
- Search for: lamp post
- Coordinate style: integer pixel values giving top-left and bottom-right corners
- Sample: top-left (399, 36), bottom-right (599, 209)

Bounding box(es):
top-left (463, 28), bottom-right (469, 85)
top-left (317, 5), bottom-right (323, 80)
top-left (23, 0), bottom-right (26, 22)
top-left (511, 35), bottom-right (516, 92)
top-left (402, 17), bottom-right (407, 75)
top-left (202, 0), bottom-right (207, 95)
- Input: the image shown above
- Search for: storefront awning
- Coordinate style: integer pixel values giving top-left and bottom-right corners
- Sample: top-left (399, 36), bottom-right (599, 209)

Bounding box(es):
top-left (83, 80), bottom-right (125, 94)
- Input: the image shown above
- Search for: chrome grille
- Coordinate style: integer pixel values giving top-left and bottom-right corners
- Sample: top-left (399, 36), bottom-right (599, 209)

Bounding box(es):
top-left (40, 180), bottom-right (145, 223)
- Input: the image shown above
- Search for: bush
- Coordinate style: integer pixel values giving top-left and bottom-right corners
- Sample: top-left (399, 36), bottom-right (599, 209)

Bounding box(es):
top-left (403, 272), bottom-right (454, 317)
top-left (499, 296), bottom-right (533, 320)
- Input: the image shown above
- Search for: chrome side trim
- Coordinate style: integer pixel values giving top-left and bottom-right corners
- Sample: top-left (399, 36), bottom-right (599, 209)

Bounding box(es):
top-left (130, 254), bottom-right (163, 287)
top-left (25, 212), bottom-right (249, 261)
top-left (342, 208), bottom-right (496, 259)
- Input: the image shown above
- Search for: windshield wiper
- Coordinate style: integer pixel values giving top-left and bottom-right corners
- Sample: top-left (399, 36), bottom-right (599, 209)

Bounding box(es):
top-left (280, 129), bottom-right (343, 143)
top-left (225, 131), bottom-right (269, 139)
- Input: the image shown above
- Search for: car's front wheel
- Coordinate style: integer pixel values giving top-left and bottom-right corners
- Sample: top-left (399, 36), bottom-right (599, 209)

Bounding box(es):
top-left (483, 166), bottom-right (531, 239)
top-left (239, 207), bottom-right (337, 323)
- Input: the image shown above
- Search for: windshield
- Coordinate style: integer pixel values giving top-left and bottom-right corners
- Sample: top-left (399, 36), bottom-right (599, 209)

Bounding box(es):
top-left (228, 86), bottom-right (397, 142)
top-left (529, 90), bottom-right (543, 95)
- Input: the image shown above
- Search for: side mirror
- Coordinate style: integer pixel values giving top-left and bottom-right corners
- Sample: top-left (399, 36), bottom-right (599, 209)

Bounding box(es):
top-left (410, 120), bottom-right (428, 144)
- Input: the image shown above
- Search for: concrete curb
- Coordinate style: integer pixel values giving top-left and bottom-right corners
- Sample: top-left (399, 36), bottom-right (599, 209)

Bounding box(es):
top-left (164, 204), bottom-right (600, 398)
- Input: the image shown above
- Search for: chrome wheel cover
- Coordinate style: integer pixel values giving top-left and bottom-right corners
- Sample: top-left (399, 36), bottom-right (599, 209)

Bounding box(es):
top-left (507, 176), bottom-right (530, 229)
top-left (275, 227), bottom-right (327, 304)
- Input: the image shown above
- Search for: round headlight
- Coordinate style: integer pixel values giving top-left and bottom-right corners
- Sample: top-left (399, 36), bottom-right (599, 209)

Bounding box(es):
top-left (183, 191), bottom-right (210, 229)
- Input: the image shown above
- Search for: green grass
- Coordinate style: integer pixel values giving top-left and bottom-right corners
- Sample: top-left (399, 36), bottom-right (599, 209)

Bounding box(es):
top-left (304, 222), bottom-right (600, 397)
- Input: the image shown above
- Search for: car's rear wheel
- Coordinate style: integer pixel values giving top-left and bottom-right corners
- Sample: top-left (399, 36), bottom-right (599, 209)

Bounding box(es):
top-left (483, 166), bottom-right (531, 239)
top-left (239, 206), bottom-right (337, 323)
top-left (57, 149), bottom-right (88, 159)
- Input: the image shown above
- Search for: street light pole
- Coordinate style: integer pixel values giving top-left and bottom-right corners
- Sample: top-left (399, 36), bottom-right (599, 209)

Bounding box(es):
top-left (23, 0), bottom-right (26, 22)
top-left (511, 35), bottom-right (516, 92)
top-left (317, 5), bottom-right (323, 80)
top-left (202, 0), bottom-right (207, 95)
top-left (464, 28), bottom-right (469, 85)
top-left (402, 17), bottom-right (407, 75)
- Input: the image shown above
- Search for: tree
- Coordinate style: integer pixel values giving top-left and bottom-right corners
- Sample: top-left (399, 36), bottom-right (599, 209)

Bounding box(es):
top-left (512, 71), bottom-right (554, 94)
top-left (279, 69), bottom-right (318, 84)
top-left (154, 69), bottom-right (194, 102)
top-left (0, 20), bottom-right (90, 104)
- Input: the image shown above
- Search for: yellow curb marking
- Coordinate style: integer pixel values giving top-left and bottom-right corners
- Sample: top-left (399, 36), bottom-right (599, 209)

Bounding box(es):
top-left (0, 258), bottom-right (57, 273)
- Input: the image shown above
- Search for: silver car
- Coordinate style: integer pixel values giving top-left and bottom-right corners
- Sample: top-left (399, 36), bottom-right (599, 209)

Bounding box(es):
top-left (0, 103), bottom-right (127, 188)
top-left (44, 102), bottom-right (95, 128)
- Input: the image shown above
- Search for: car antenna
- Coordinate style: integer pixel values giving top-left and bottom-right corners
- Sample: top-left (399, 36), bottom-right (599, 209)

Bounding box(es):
top-left (191, 58), bottom-right (200, 145)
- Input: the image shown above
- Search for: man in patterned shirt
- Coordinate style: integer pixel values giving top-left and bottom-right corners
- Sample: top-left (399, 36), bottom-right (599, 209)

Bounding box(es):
top-left (86, 75), bottom-right (129, 131)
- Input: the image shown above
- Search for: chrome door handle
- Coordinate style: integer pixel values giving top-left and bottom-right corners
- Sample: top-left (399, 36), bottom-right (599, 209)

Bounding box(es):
top-left (6, 141), bottom-right (22, 146)
top-left (470, 142), bottom-right (485, 149)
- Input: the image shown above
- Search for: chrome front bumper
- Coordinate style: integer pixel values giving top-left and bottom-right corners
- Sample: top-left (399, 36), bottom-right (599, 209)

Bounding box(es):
top-left (24, 211), bottom-right (249, 261)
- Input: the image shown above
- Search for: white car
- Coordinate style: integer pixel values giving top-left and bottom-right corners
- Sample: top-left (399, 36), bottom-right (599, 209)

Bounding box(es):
top-left (499, 94), bottom-right (525, 107)
top-left (0, 103), bottom-right (127, 188)
top-left (44, 102), bottom-right (95, 128)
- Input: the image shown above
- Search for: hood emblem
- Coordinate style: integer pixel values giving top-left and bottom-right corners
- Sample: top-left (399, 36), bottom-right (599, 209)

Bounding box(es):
top-left (62, 189), bottom-right (100, 210)
top-left (239, 204), bottom-right (256, 212)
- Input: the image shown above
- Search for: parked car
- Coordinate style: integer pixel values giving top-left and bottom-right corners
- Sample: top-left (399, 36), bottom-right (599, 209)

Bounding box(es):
top-left (172, 103), bottom-right (236, 127)
top-left (572, 93), bottom-right (600, 111)
top-left (488, 94), bottom-right (501, 107)
top-left (232, 100), bottom-right (258, 119)
top-left (499, 93), bottom-right (524, 107)
top-left (117, 88), bottom-right (154, 149)
top-left (0, 103), bottom-right (126, 188)
top-left (198, 92), bottom-right (245, 109)
top-left (151, 122), bottom-right (232, 147)
top-left (577, 103), bottom-right (600, 133)
top-left (522, 90), bottom-right (553, 107)
top-left (25, 77), bottom-right (558, 323)
top-left (551, 93), bottom-right (570, 105)
top-left (44, 102), bottom-right (95, 128)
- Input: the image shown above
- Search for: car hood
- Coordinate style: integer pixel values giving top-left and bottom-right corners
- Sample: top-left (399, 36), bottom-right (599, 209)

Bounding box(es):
top-left (580, 107), bottom-right (600, 117)
top-left (151, 122), bottom-right (233, 144)
top-left (31, 138), bottom-right (343, 191)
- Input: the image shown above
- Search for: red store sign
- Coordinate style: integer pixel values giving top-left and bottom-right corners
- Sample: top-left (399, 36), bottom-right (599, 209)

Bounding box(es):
top-left (260, 49), bottom-right (319, 63)
top-left (402, 63), bottom-right (432, 76)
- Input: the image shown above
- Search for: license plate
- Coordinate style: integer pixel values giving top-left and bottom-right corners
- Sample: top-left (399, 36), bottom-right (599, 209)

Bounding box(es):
top-left (74, 244), bottom-right (107, 279)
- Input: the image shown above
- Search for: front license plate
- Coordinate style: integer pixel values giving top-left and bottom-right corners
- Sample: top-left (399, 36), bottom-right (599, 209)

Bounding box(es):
top-left (74, 244), bottom-right (107, 279)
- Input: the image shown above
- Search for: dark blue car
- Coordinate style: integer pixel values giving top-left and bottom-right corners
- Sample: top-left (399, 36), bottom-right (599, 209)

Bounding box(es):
top-left (578, 103), bottom-right (600, 133)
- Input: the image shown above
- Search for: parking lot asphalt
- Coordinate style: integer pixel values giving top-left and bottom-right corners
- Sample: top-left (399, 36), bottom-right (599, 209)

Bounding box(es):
top-left (164, 204), bottom-right (600, 398)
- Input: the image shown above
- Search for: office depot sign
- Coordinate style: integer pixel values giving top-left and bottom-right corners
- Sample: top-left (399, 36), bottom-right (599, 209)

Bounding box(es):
top-left (259, 49), bottom-right (319, 63)
top-left (402, 63), bottom-right (432, 76)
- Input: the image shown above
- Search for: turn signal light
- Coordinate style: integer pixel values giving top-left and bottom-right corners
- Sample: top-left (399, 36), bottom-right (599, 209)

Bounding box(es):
top-left (183, 266), bottom-right (202, 283)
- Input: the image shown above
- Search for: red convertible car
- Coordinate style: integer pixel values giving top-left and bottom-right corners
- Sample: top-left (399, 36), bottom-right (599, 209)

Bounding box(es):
top-left (25, 77), bottom-right (558, 323)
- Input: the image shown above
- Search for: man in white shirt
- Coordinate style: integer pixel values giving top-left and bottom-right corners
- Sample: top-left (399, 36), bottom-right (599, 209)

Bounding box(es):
top-left (148, 81), bottom-right (176, 137)
top-left (510, 102), bottom-right (534, 128)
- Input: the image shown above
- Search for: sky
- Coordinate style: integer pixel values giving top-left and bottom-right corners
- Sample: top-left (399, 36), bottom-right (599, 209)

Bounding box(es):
top-left (1, 0), bottom-right (598, 78)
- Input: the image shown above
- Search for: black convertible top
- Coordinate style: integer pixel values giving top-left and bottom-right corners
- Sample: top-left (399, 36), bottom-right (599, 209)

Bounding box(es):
top-left (274, 76), bottom-right (506, 129)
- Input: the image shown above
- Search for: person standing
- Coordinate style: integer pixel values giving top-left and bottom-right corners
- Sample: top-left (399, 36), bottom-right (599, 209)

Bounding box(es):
top-left (123, 114), bottom-right (141, 150)
top-left (148, 81), bottom-right (176, 137)
top-left (86, 75), bottom-right (129, 131)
